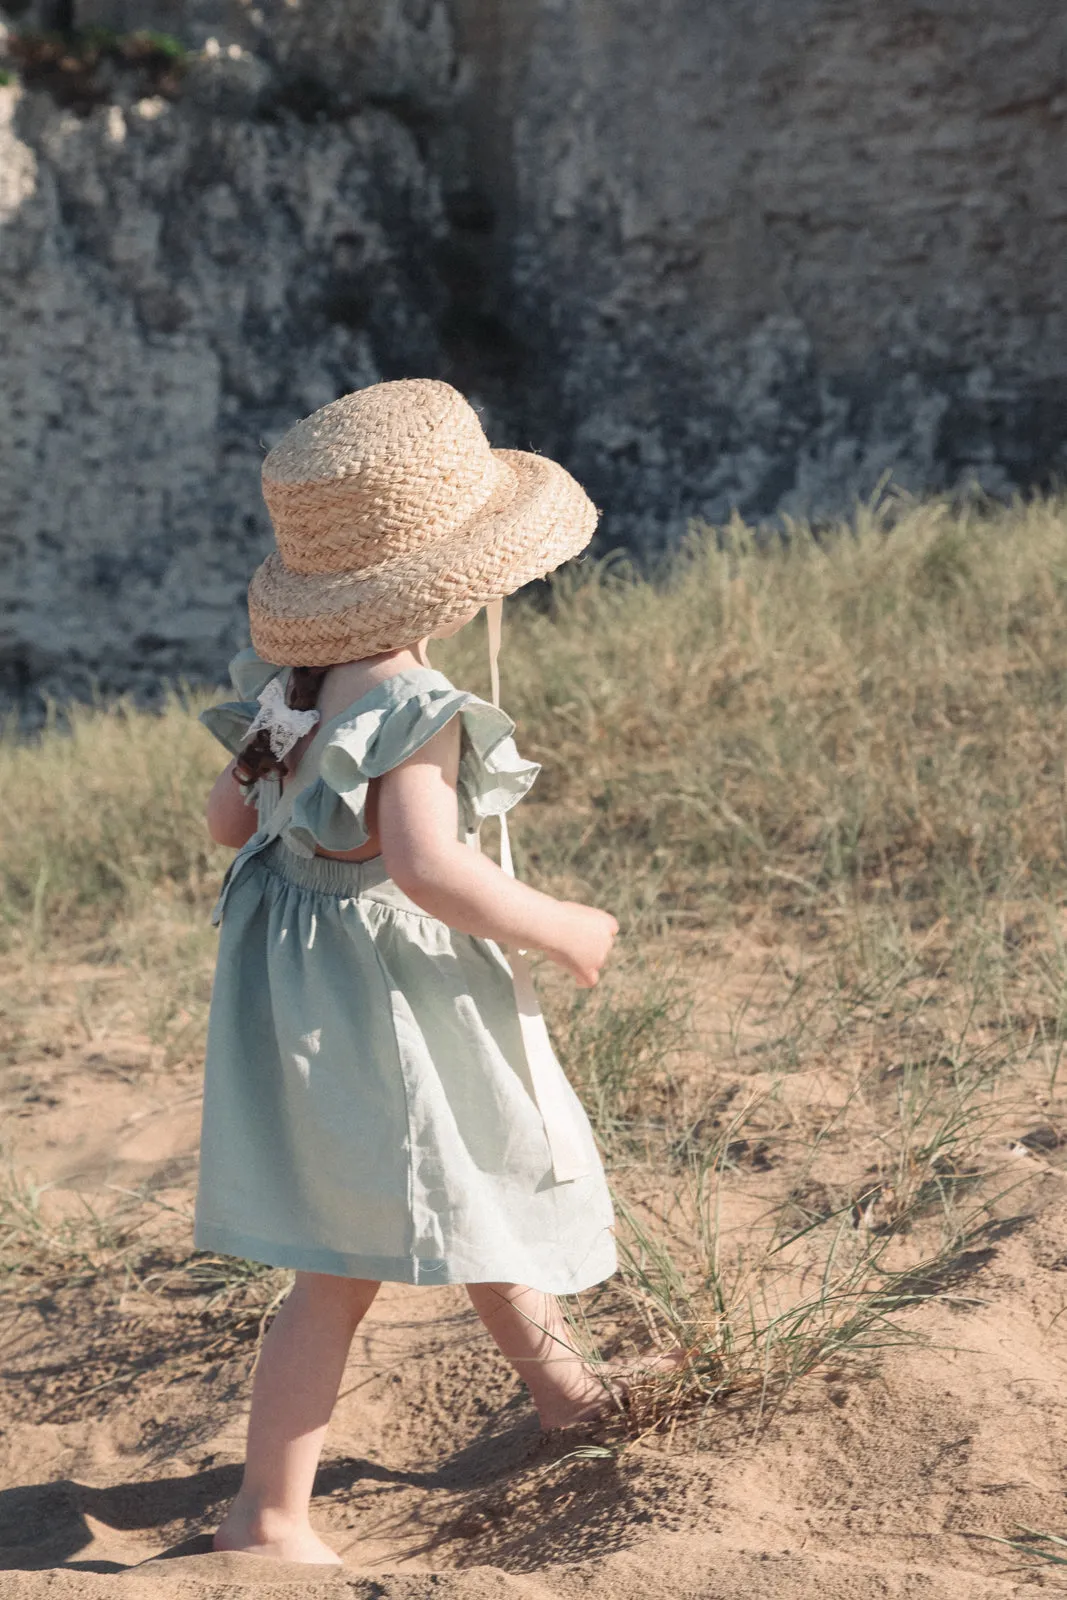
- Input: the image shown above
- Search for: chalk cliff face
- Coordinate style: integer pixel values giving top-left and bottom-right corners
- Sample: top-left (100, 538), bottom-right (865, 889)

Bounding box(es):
top-left (2, 0), bottom-right (1066, 703)
top-left (0, 4), bottom-right (460, 704)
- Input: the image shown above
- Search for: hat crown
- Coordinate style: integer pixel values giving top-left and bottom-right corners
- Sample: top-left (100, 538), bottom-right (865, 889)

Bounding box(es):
top-left (262, 379), bottom-right (500, 576)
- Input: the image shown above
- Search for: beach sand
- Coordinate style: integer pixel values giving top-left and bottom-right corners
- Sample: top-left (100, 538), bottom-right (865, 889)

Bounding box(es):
top-left (1, 940), bottom-right (1064, 1600)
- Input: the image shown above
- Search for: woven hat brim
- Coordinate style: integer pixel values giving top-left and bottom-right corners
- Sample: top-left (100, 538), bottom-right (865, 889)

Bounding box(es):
top-left (248, 449), bottom-right (597, 667)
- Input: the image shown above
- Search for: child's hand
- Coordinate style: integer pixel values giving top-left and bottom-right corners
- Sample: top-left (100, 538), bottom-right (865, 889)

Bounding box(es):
top-left (545, 904), bottom-right (619, 987)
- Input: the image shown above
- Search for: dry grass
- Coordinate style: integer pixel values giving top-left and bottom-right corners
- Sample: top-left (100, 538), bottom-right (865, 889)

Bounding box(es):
top-left (2, 488), bottom-right (1066, 1436)
top-left (446, 488), bottom-right (1067, 927)
top-left (6, 487), bottom-right (1066, 936)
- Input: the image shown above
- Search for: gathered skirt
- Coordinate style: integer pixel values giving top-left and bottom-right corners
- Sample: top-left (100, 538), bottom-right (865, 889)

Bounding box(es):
top-left (194, 839), bottom-right (617, 1294)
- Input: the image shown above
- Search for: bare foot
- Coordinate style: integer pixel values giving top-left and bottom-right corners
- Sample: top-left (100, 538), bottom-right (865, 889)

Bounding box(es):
top-left (535, 1349), bottom-right (685, 1432)
top-left (214, 1503), bottom-right (343, 1566)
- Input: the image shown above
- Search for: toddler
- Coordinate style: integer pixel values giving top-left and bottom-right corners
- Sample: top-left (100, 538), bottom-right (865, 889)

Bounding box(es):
top-left (197, 380), bottom-right (623, 1565)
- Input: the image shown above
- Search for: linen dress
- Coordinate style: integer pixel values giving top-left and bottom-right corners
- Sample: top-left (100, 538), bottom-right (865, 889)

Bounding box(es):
top-left (194, 648), bottom-right (617, 1295)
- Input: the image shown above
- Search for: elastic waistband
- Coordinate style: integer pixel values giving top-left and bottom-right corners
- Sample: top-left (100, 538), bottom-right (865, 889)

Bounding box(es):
top-left (260, 837), bottom-right (392, 898)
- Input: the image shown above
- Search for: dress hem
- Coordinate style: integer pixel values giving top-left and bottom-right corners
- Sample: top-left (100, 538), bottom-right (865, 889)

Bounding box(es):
top-left (193, 1219), bottom-right (617, 1295)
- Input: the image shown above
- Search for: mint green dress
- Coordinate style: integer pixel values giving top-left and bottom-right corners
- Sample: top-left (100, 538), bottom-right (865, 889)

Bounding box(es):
top-left (194, 649), bottom-right (617, 1294)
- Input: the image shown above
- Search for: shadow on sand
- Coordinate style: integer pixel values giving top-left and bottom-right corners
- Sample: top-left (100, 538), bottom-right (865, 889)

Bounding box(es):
top-left (0, 1413), bottom-right (552, 1573)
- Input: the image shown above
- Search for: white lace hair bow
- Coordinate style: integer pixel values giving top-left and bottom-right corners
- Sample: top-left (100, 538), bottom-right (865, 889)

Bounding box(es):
top-left (244, 676), bottom-right (321, 761)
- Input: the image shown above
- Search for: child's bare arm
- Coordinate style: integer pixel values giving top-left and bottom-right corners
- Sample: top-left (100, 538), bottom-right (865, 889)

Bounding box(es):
top-left (378, 720), bottom-right (617, 986)
top-left (206, 760), bottom-right (260, 849)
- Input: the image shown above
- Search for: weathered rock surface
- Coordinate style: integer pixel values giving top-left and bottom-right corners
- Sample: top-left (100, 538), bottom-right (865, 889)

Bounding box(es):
top-left (0, 21), bottom-right (456, 704)
top-left (477, 0), bottom-right (1067, 545)
top-left (2, 0), bottom-right (1066, 703)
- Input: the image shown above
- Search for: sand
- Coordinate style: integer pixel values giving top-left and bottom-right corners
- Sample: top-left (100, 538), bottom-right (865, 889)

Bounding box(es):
top-left (2, 945), bottom-right (1065, 1599)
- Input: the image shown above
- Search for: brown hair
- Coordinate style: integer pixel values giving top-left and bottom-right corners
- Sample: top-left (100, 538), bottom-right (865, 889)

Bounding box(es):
top-left (233, 666), bottom-right (328, 788)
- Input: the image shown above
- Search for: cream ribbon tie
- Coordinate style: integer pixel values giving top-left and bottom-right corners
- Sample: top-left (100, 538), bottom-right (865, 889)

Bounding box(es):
top-left (246, 676), bottom-right (321, 761)
top-left (485, 599), bottom-right (591, 1185)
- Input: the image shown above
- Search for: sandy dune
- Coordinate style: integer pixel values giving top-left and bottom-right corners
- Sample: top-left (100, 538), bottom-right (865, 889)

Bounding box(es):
top-left (2, 946), bottom-right (1065, 1599)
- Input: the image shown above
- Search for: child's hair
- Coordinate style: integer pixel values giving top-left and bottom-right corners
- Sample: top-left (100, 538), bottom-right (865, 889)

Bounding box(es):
top-left (233, 666), bottom-right (327, 788)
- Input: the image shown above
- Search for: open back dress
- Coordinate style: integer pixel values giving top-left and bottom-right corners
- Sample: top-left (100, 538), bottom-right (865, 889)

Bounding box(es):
top-left (194, 648), bottom-right (617, 1295)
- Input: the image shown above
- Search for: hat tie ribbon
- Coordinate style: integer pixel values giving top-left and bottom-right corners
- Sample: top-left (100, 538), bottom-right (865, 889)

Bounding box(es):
top-left (485, 599), bottom-right (592, 1185)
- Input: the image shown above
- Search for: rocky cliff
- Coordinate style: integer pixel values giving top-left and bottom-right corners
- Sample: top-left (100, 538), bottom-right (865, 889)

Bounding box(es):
top-left (2, 0), bottom-right (1065, 704)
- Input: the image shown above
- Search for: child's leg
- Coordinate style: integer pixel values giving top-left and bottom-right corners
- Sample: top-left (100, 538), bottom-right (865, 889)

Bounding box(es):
top-left (466, 1281), bottom-right (616, 1430)
top-left (215, 1272), bottom-right (380, 1564)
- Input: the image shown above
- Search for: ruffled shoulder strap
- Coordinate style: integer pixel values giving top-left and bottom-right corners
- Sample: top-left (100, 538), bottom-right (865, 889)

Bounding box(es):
top-left (285, 669), bottom-right (540, 858)
top-left (454, 697), bottom-right (541, 828)
top-left (199, 647), bottom-right (290, 756)
top-left (228, 646), bottom-right (288, 701)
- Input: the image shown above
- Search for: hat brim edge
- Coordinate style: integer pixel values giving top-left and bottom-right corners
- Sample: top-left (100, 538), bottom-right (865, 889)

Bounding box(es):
top-left (247, 450), bottom-right (597, 667)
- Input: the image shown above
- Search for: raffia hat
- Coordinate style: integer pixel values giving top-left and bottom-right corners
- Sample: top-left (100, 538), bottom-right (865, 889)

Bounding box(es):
top-left (248, 378), bottom-right (598, 666)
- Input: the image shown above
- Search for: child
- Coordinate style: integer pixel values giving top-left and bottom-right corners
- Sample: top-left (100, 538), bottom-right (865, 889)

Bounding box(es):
top-left (197, 379), bottom-right (625, 1566)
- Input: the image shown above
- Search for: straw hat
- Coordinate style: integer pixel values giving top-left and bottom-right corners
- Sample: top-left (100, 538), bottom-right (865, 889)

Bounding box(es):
top-left (248, 379), bottom-right (598, 666)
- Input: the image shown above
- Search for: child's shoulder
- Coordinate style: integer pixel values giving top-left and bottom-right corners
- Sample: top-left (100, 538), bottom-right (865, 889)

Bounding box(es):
top-left (317, 666), bottom-right (540, 829)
